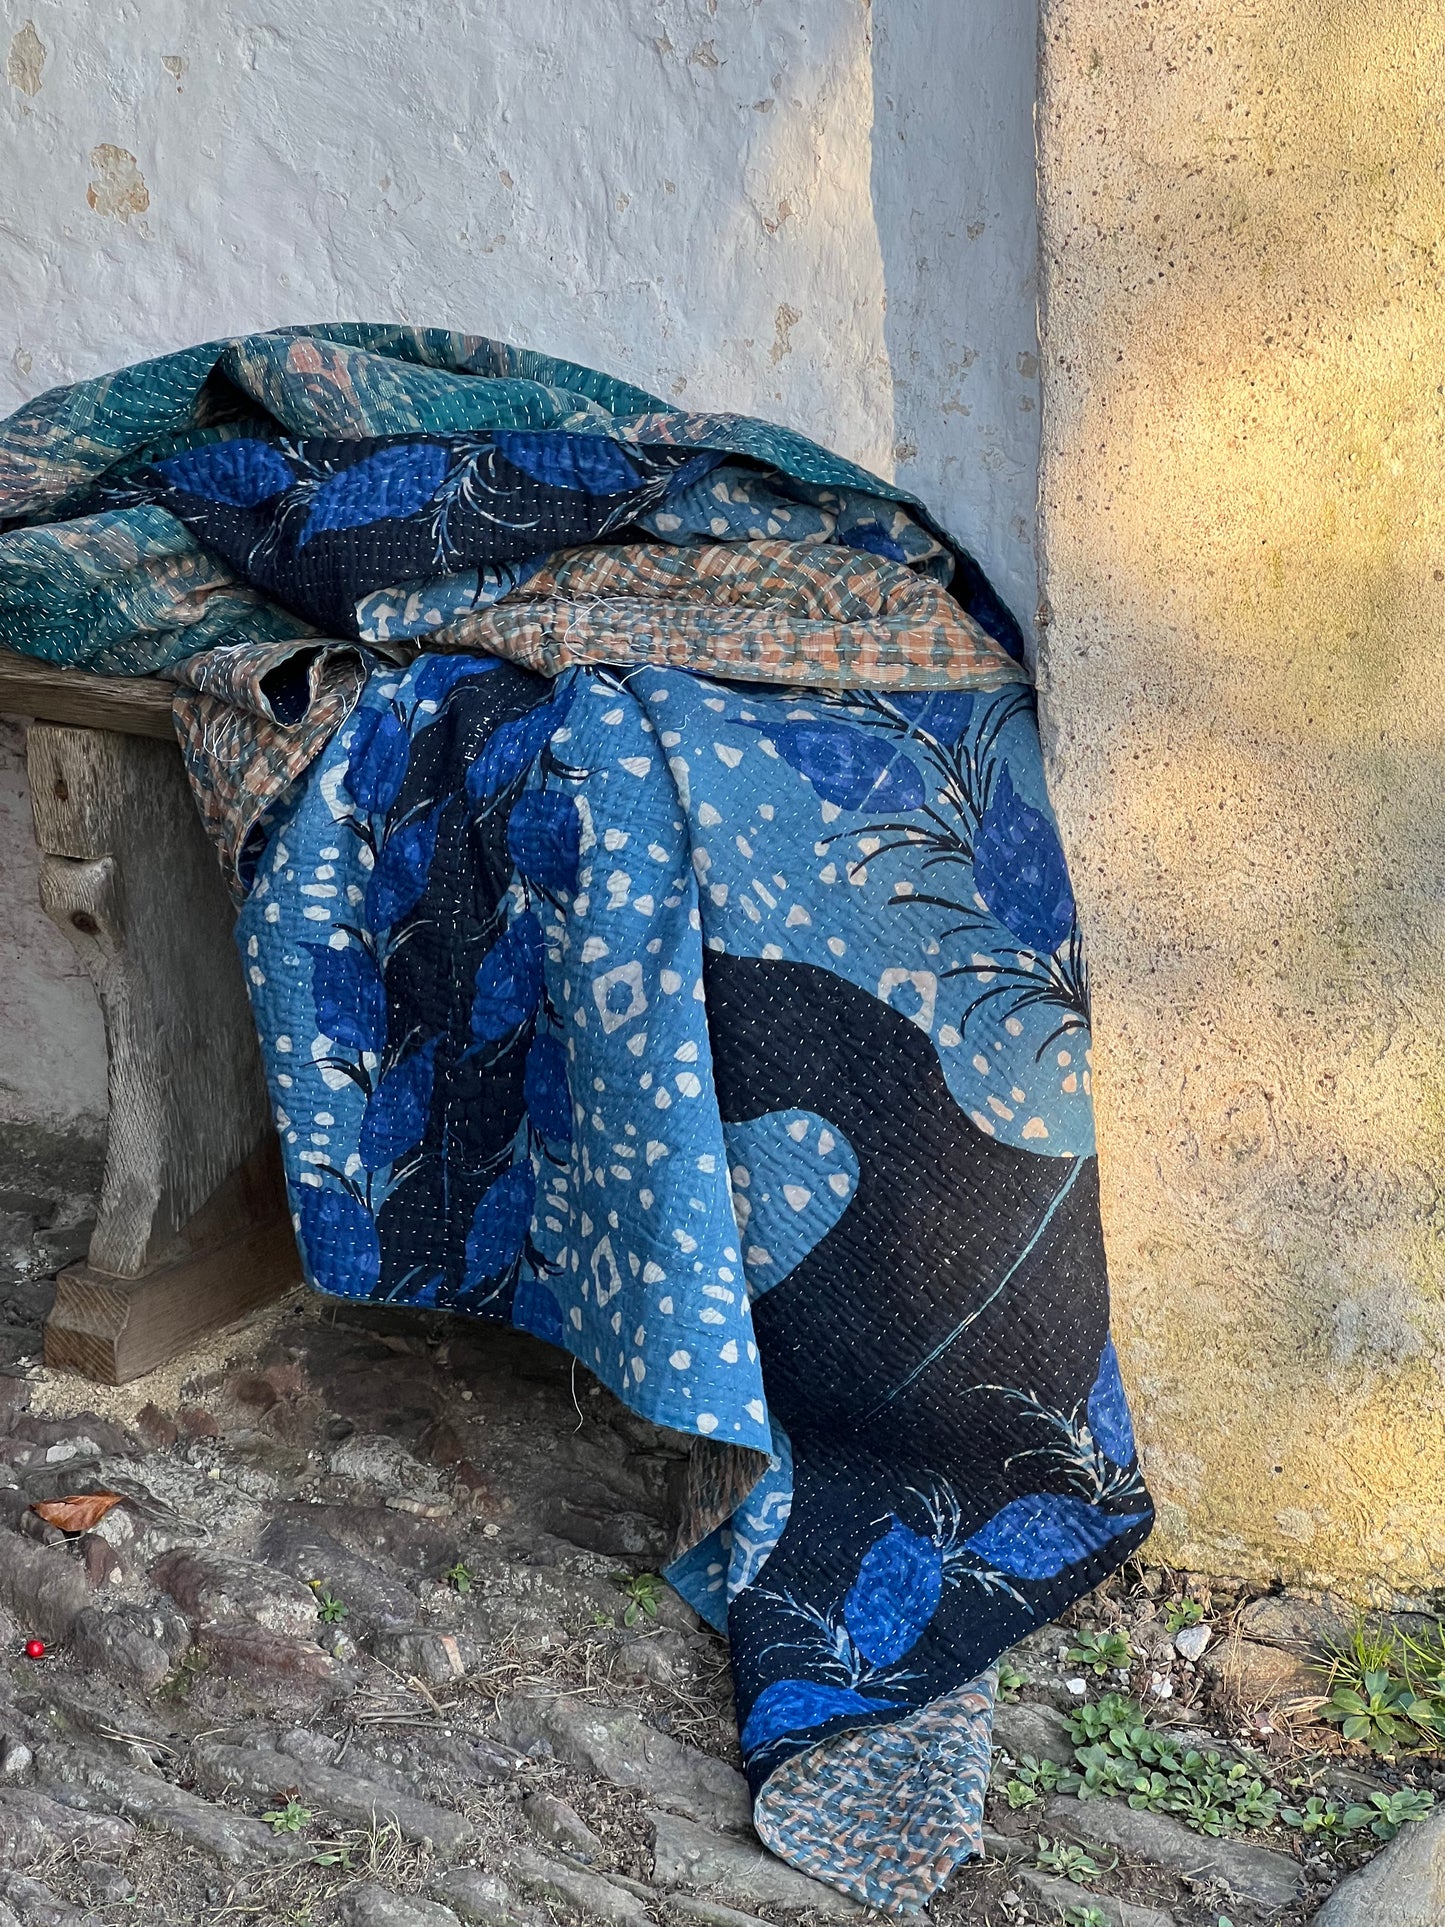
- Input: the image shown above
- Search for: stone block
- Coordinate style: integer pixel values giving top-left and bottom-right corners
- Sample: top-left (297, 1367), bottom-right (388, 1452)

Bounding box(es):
top-left (151, 1547), bottom-right (319, 1637)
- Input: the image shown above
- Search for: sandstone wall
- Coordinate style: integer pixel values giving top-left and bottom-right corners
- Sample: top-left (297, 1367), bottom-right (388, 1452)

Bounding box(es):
top-left (1037, 0), bottom-right (1445, 1596)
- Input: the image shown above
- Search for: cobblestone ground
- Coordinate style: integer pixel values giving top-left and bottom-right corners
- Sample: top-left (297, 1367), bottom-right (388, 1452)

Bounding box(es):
top-left (0, 1230), bottom-right (1439, 1926)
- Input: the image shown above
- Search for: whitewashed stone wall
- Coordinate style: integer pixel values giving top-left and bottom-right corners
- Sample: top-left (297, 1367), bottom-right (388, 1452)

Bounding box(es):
top-left (0, 0), bottom-right (1041, 1130)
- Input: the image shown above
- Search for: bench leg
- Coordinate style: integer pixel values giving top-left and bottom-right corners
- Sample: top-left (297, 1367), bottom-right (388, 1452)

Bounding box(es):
top-left (24, 724), bottom-right (298, 1384)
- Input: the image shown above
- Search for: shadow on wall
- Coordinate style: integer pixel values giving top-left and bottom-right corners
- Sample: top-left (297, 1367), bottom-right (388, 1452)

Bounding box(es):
top-left (869, 0), bottom-right (1042, 641)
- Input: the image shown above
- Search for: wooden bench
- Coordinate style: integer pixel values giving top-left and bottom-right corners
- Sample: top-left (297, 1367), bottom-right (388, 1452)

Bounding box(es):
top-left (0, 649), bottom-right (299, 1384)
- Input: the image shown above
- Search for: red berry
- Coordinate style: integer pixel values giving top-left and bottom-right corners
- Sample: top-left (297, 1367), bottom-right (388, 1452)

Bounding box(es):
top-left (23, 1639), bottom-right (45, 1660)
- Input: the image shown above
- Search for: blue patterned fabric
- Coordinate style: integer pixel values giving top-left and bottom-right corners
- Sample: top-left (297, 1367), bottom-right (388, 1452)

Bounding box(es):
top-left (1, 326), bottom-right (1148, 1913)
top-left (240, 653), bottom-right (1152, 1911)
top-left (0, 325), bottom-right (1022, 673)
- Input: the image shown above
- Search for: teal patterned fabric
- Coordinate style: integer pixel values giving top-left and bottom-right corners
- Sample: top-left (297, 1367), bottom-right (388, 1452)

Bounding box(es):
top-left (0, 325), bottom-right (1021, 676)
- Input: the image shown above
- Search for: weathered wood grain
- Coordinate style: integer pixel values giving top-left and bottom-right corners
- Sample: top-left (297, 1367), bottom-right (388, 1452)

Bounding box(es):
top-left (0, 649), bottom-right (176, 740)
top-left (21, 722), bottom-right (299, 1380)
top-left (29, 726), bottom-right (272, 1275)
top-left (44, 1140), bottom-right (300, 1385)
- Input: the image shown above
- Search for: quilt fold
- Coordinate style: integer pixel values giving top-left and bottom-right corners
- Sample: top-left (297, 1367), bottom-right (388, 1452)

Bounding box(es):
top-left (0, 327), bottom-right (1152, 1914)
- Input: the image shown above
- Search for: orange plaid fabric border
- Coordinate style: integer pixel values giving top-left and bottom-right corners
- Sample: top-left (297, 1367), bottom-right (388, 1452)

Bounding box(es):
top-left (432, 540), bottom-right (1028, 691)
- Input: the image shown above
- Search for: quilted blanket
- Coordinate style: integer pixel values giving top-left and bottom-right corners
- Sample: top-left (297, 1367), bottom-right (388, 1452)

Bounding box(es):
top-left (0, 329), bottom-right (1153, 1913)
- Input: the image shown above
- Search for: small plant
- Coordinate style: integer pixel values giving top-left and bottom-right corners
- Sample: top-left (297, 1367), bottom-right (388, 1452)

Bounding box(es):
top-left (1067, 1629), bottom-right (1133, 1676)
top-left (1036, 1836), bottom-right (1110, 1881)
top-left (1067, 1692), bottom-right (1148, 1746)
top-left (444, 1562), bottom-right (474, 1594)
top-left (1310, 1615), bottom-right (1445, 1754)
top-left (1003, 1753), bottom-right (1082, 1809)
top-left (313, 1590), bottom-right (348, 1626)
top-left (1165, 1598), bottom-right (1205, 1632)
top-left (1058, 1693), bottom-right (1282, 1837)
top-left (263, 1799), bottom-right (312, 1833)
top-left (611, 1570), bottom-right (665, 1627)
top-left (1319, 1669), bottom-right (1416, 1753)
top-left (309, 1842), bottom-right (353, 1868)
top-left (1062, 1908), bottom-right (1111, 1927)
top-left (1341, 1788), bottom-right (1436, 1840)
top-left (1281, 1794), bottom-right (1348, 1837)
top-left (997, 1656), bottom-right (1029, 1702)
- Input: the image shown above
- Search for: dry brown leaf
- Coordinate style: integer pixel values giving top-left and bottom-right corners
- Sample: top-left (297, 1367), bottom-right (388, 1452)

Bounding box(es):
top-left (31, 1492), bottom-right (124, 1534)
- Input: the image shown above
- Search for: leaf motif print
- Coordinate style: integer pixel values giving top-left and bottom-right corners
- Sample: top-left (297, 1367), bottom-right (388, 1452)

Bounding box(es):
top-left (157, 438), bottom-right (295, 506)
top-left (506, 789), bottom-right (581, 895)
top-left (300, 442), bottom-right (451, 544)
top-left (889, 690), bottom-right (977, 743)
top-left (470, 913), bottom-right (544, 1043)
top-left (344, 705), bottom-right (410, 816)
top-left (972, 764), bottom-right (1076, 954)
top-left (522, 1031), bottom-right (572, 1144)
top-left (964, 1492), bottom-right (1151, 1582)
top-left (767, 719), bottom-right (925, 813)
top-left (740, 1678), bottom-right (897, 1756)
top-left (294, 1183), bottom-right (381, 1298)
top-left (464, 1163), bottom-right (536, 1283)
top-left (357, 1037), bottom-right (438, 1169)
top-left (409, 653), bottom-right (502, 712)
top-left (364, 803), bottom-right (445, 929)
top-left (1086, 1339), bottom-right (1137, 1469)
top-left (466, 687), bottom-right (576, 805)
top-left (491, 431), bottom-right (643, 495)
top-left (843, 519), bottom-right (909, 564)
top-left (842, 1519), bottom-right (945, 1667)
top-left (305, 941), bottom-right (385, 1055)
top-left (511, 1275), bottom-right (566, 1345)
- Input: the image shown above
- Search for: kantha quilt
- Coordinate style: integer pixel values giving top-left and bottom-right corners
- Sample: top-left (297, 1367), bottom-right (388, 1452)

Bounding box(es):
top-left (0, 329), bottom-right (1153, 1912)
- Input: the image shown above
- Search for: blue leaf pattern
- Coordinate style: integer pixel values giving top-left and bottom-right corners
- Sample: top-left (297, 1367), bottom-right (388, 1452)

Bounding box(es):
top-left (973, 765), bottom-right (1076, 954)
top-left (466, 689), bottom-right (575, 805)
top-left (344, 705), bottom-right (410, 815)
top-left (511, 1275), bottom-right (566, 1346)
top-left (364, 804), bottom-right (445, 929)
top-left (842, 1521), bottom-right (944, 1667)
top-left (845, 520), bottom-right (909, 564)
top-left (157, 438), bottom-right (294, 506)
top-left (410, 653), bottom-right (502, 712)
top-left (768, 720), bottom-right (926, 813)
top-left (890, 690), bottom-right (976, 742)
top-left (1086, 1339), bottom-right (1136, 1468)
top-left (523, 1032), bottom-right (572, 1144)
top-left (506, 790), bottom-right (581, 895)
top-left (301, 442), bottom-right (451, 544)
top-left (464, 1163), bottom-right (535, 1282)
top-left (294, 1184), bottom-right (381, 1298)
top-left (492, 431), bottom-right (643, 495)
top-left (357, 1038), bottom-right (438, 1169)
top-left (741, 1679), bottom-right (896, 1756)
top-left (470, 913), bottom-right (543, 1043)
top-left (305, 941), bottom-right (386, 1055)
top-left (965, 1493), bottom-right (1151, 1581)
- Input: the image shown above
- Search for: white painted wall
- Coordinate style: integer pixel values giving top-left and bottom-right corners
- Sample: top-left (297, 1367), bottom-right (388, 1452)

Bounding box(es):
top-left (0, 0), bottom-right (1040, 1130)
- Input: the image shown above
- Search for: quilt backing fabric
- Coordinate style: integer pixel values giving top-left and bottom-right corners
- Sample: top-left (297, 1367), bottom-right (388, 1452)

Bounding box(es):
top-left (0, 328), bottom-right (1153, 1913)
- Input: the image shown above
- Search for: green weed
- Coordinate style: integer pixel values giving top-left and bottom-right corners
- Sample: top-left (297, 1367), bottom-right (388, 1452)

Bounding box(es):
top-left (610, 1570), bottom-right (665, 1627)
top-left (1035, 1836), bottom-right (1111, 1881)
top-left (1341, 1789), bottom-right (1436, 1840)
top-left (997, 1656), bottom-right (1029, 1702)
top-left (1066, 1629), bottom-right (1133, 1676)
top-left (263, 1799), bottom-right (312, 1833)
top-left (1164, 1598), bottom-right (1205, 1633)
